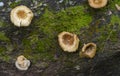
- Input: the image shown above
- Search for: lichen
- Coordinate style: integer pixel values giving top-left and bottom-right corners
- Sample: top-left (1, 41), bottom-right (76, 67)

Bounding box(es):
top-left (35, 6), bottom-right (92, 34)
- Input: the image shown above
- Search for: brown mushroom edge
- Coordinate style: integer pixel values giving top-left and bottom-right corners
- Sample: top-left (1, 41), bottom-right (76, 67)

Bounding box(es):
top-left (58, 31), bottom-right (79, 52)
top-left (79, 43), bottom-right (97, 58)
top-left (88, 0), bottom-right (108, 8)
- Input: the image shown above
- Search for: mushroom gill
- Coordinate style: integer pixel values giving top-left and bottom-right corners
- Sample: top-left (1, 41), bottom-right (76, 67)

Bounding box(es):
top-left (80, 43), bottom-right (97, 58)
top-left (88, 0), bottom-right (108, 8)
top-left (58, 31), bottom-right (79, 52)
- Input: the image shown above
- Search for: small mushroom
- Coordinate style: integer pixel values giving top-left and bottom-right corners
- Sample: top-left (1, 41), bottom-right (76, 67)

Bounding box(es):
top-left (88, 0), bottom-right (108, 8)
top-left (80, 43), bottom-right (97, 58)
top-left (15, 55), bottom-right (30, 70)
top-left (58, 31), bottom-right (79, 52)
top-left (10, 5), bottom-right (34, 27)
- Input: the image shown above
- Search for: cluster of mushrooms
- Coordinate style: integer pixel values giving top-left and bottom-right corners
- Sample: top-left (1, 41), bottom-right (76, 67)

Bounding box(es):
top-left (10, 0), bottom-right (109, 71)
top-left (58, 32), bottom-right (97, 59)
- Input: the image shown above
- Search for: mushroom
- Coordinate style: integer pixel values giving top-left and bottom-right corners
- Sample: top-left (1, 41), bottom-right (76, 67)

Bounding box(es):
top-left (58, 31), bottom-right (79, 52)
top-left (10, 5), bottom-right (34, 27)
top-left (15, 55), bottom-right (30, 70)
top-left (80, 43), bottom-right (97, 58)
top-left (88, 0), bottom-right (108, 8)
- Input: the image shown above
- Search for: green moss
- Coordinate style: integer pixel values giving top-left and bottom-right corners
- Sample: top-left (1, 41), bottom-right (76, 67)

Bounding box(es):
top-left (10, 1), bottom-right (21, 8)
top-left (96, 15), bottom-right (120, 52)
top-left (0, 32), bottom-right (10, 41)
top-left (0, 20), bottom-right (9, 42)
top-left (34, 5), bottom-right (92, 51)
top-left (0, 19), bottom-right (7, 27)
top-left (22, 33), bottom-right (55, 62)
top-left (22, 5), bottom-right (92, 62)
top-left (36, 6), bottom-right (92, 35)
top-left (0, 21), bottom-right (11, 62)
top-left (0, 46), bottom-right (10, 62)
top-left (35, 38), bottom-right (53, 52)
top-left (108, 0), bottom-right (120, 10)
top-left (55, 6), bottom-right (92, 34)
top-left (109, 15), bottom-right (120, 42)
top-left (111, 15), bottom-right (120, 25)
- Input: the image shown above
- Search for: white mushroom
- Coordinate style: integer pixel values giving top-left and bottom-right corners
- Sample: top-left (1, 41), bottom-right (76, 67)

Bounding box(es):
top-left (88, 0), bottom-right (108, 8)
top-left (10, 5), bottom-right (34, 27)
top-left (58, 31), bottom-right (79, 52)
top-left (80, 43), bottom-right (97, 58)
top-left (15, 55), bottom-right (30, 70)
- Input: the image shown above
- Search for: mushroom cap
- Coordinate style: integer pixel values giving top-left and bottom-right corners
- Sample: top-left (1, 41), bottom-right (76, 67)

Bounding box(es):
top-left (58, 31), bottom-right (79, 52)
top-left (80, 43), bottom-right (97, 58)
top-left (15, 55), bottom-right (30, 70)
top-left (10, 5), bottom-right (34, 27)
top-left (88, 0), bottom-right (108, 8)
top-left (17, 55), bottom-right (26, 64)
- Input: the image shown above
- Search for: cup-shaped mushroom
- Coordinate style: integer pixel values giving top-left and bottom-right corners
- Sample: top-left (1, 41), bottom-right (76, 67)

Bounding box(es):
top-left (58, 31), bottom-right (79, 52)
top-left (88, 0), bottom-right (108, 8)
top-left (10, 5), bottom-right (34, 27)
top-left (80, 43), bottom-right (97, 58)
top-left (15, 55), bottom-right (30, 70)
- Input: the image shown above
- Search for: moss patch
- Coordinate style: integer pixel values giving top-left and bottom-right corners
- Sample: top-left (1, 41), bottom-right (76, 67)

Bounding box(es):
top-left (0, 32), bottom-right (10, 41)
top-left (95, 15), bottom-right (120, 52)
top-left (0, 46), bottom-right (10, 62)
top-left (108, 0), bottom-right (120, 10)
top-left (0, 19), bottom-right (7, 27)
top-left (37, 6), bottom-right (92, 34)
top-left (21, 5), bottom-right (92, 62)
top-left (9, 1), bottom-right (21, 8)
top-left (111, 15), bottom-right (120, 25)
top-left (0, 20), bottom-right (11, 62)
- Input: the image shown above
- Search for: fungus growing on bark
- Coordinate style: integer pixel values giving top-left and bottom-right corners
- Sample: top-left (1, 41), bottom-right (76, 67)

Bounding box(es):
top-left (58, 31), bottom-right (79, 52)
top-left (10, 5), bottom-right (34, 27)
top-left (80, 43), bottom-right (97, 58)
top-left (88, 0), bottom-right (108, 8)
top-left (15, 55), bottom-right (30, 70)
